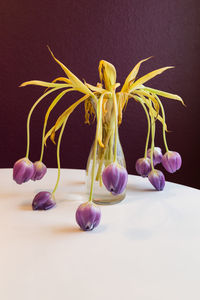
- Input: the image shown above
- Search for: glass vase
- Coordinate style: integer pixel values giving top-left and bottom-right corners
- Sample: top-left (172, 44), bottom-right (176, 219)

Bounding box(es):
top-left (86, 124), bottom-right (127, 205)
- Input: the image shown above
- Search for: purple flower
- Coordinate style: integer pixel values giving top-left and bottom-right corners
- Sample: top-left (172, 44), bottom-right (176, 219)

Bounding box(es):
top-left (32, 191), bottom-right (56, 210)
top-left (135, 157), bottom-right (151, 177)
top-left (31, 161), bottom-right (47, 181)
top-left (76, 202), bottom-right (101, 231)
top-left (148, 169), bottom-right (165, 191)
top-left (147, 147), bottom-right (163, 166)
top-left (102, 163), bottom-right (128, 195)
top-left (162, 151), bottom-right (182, 173)
top-left (13, 157), bottom-right (35, 184)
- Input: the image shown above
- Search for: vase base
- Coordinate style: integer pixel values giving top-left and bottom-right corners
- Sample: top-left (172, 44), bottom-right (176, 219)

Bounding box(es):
top-left (92, 193), bottom-right (126, 205)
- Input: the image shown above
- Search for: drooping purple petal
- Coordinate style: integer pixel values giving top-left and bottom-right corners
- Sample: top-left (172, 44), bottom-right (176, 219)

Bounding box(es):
top-left (135, 157), bottom-right (151, 177)
top-left (76, 202), bottom-right (101, 231)
top-left (13, 158), bottom-right (35, 184)
top-left (31, 161), bottom-right (47, 181)
top-left (148, 169), bottom-right (165, 191)
top-left (102, 163), bottom-right (128, 195)
top-left (162, 151), bottom-right (182, 173)
top-left (147, 147), bottom-right (163, 166)
top-left (32, 191), bottom-right (56, 210)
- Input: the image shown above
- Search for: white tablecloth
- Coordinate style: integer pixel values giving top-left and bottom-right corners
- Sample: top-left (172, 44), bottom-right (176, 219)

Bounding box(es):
top-left (0, 168), bottom-right (200, 300)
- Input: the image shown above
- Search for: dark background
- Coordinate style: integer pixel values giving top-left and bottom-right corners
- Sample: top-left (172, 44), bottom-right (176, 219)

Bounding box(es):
top-left (0, 0), bottom-right (199, 189)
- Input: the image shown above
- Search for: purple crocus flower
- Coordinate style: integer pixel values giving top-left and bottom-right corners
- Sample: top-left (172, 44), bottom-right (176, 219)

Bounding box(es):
top-left (13, 157), bottom-right (35, 184)
top-left (147, 147), bottom-right (163, 166)
top-left (76, 202), bottom-right (101, 231)
top-left (32, 191), bottom-right (56, 210)
top-left (102, 163), bottom-right (128, 195)
top-left (135, 157), bottom-right (151, 177)
top-left (148, 169), bottom-right (165, 191)
top-left (162, 151), bottom-right (182, 173)
top-left (31, 161), bottom-right (47, 181)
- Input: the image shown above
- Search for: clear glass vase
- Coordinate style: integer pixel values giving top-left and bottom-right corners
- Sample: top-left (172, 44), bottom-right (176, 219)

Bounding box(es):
top-left (86, 124), bottom-right (127, 205)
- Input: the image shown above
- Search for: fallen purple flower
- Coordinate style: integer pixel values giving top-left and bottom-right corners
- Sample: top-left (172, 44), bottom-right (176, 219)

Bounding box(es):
top-left (148, 169), bottom-right (165, 191)
top-left (76, 202), bottom-right (101, 231)
top-left (32, 191), bottom-right (56, 210)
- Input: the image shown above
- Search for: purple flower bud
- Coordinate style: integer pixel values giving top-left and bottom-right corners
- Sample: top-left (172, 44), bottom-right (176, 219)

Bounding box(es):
top-left (76, 202), bottom-right (101, 231)
top-left (135, 157), bottom-right (151, 177)
top-left (32, 191), bottom-right (56, 210)
top-left (13, 157), bottom-right (35, 184)
top-left (31, 161), bottom-right (47, 181)
top-left (102, 163), bottom-right (128, 195)
top-left (147, 147), bottom-right (163, 166)
top-left (148, 169), bottom-right (165, 191)
top-left (162, 151), bottom-right (182, 173)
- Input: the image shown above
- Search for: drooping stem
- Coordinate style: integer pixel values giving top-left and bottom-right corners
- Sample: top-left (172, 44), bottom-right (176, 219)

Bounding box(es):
top-left (39, 88), bottom-right (74, 162)
top-left (150, 116), bottom-right (155, 170)
top-left (131, 95), bottom-right (151, 158)
top-left (95, 127), bottom-right (112, 181)
top-left (89, 127), bottom-right (98, 202)
top-left (25, 87), bottom-right (66, 159)
top-left (138, 100), bottom-right (151, 158)
top-left (52, 118), bottom-right (67, 196)
top-left (88, 93), bottom-right (108, 201)
top-left (154, 95), bottom-right (169, 152)
top-left (112, 91), bottom-right (119, 162)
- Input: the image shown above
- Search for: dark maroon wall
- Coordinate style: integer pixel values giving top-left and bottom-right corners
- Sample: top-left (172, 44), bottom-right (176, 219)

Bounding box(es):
top-left (0, 0), bottom-right (200, 189)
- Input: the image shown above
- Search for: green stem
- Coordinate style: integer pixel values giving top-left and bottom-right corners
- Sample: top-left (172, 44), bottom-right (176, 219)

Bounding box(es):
top-left (95, 128), bottom-right (112, 181)
top-left (154, 95), bottom-right (169, 152)
top-left (52, 119), bottom-right (67, 196)
top-left (131, 95), bottom-right (151, 158)
top-left (112, 91), bottom-right (118, 162)
top-left (89, 129), bottom-right (98, 202)
top-left (25, 87), bottom-right (65, 159)
top-left (39, 88), bottom-right (74, 162)
top-left (140, 101), bottom-right (151, 158)
top-left (150, 117), bottom-right (155, 170)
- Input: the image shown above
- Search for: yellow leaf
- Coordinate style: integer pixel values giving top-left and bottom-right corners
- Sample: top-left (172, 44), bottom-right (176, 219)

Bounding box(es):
top-left (142, 86), bottom-right (185, 105)
top-left (20, 80), bottom-right (70, 89)
top-left (47, 46), bottom-right (95, 98)
top-left (121, 57), bottom-right (152, 92)
top-left (44, 94), bottom-right (89, 144)
top-left (51, 77), bottom-right (71, 84)
top-left (129, 66), bottom-right (174, 92)
top-left (84, 81), bottom-right (108, 94)
top-left (133, 90), bottom-right (160, 115)
top-left (43, 88), bottom-right (75, 143)
top-left (96, 93), bottom-right (106, 148)
top-left (131, 94), bottom-right (167, 130)
top-left (117, 92), bottom-right (128, 125)
top-left (98, 60), bottom-right (116, 91)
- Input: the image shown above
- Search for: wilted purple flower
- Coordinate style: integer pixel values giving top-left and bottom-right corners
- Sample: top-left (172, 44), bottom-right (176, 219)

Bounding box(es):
top-left (102, 163), bottom-right (128, 195)
top-left (162, 151), bottom-right (182, 173)
top-left (76, 202), bottom-right (101, 231)
top-left (135, 157), bottom-right (151, 177)
top-left (32, 191), bottom-right (56, 210)
top-left (147, 147), bottom-right (163, 166)
top-left (13, 157), bottom-right (35, 184)
top-left (31, 161), bottom-right (47, 181)
top-left (148, 169), bottom-right (165, 191)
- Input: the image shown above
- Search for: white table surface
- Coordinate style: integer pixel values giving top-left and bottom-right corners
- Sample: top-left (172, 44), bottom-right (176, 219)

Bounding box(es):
top-left (0, 168), bottom-right (200, 300)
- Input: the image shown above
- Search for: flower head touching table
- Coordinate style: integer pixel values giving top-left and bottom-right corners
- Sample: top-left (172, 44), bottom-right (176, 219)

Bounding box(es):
top-left (0, 168), bottom-right (200, 300)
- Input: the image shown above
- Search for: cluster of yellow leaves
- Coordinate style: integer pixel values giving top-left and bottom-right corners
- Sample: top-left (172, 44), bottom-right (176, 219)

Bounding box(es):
top-left (20, 48), bottom-right (184, 146)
